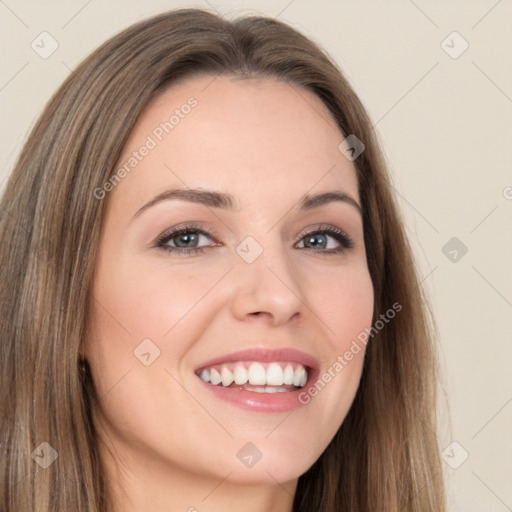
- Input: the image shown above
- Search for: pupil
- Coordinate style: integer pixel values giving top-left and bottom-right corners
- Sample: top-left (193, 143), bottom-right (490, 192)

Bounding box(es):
top-left (177, 233), bottom-right (198, 247)
top-left (306, 234), bottom-right (326, 249)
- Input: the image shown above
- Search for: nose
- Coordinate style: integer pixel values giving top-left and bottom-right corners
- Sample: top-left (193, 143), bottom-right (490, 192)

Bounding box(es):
top-left (230, 241), bottom-right (305, 326)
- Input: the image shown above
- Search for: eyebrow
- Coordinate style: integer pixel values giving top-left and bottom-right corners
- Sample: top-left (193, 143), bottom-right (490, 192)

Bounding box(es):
top-left (131, 187), bottom-right (362, 220)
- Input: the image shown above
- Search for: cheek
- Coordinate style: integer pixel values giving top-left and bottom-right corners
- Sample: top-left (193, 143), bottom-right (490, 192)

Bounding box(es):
top-left (85, 253), bottom-right (233, 396)
top-left (312, 263), bottom-right (375, 345)
top-left (91, 255), bottom-right (226, 339)
top-left (296, 263), bottom-right (373, 428)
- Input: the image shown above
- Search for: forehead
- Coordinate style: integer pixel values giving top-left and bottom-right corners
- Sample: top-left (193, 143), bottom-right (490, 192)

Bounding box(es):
top-left (108, 75), bottom-right (359, 214)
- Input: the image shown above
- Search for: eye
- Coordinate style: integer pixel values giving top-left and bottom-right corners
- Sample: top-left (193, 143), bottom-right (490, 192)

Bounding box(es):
top-left (155, 223), bottom-right (354, 256)
top-left (295, 225), bottom-right (354, 255)
top-left (155, 224), bottom-right (218, 255)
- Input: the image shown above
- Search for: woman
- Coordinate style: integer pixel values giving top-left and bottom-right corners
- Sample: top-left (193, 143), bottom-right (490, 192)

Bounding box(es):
top-left (0, 8), bottom-right (446, 511)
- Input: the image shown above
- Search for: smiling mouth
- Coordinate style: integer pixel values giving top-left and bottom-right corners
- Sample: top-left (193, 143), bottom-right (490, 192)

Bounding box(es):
top-left (195, 361), bottom-right (309, 393)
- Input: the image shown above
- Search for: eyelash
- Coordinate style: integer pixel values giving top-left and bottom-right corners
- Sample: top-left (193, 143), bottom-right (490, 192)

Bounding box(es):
top-left (155, 222), bottom-right (354, 257)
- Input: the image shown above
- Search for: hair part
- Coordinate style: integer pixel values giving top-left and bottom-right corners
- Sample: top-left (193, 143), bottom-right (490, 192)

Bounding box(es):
top-left (0, 8), bottom-right (446, 511)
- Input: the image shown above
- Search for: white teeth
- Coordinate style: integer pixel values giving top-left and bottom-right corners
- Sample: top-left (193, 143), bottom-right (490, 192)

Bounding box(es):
top-left (266, 363), bottom-right (284, 386)
top-left (248, 362), bottom-right (267, 385)
top-left (221, 367), bottom-right (234, 387)
top-left (197, 361), bottom-right (309, 389)
top-left (293, 366), bottom-right (306, 387)
top-left (233, 365), bottom-right (248, 385)
top-left (283, 364), bottom-right (294, 385)
top-left (247, 386), bottom-right (290, 393)
top-left (210, 368), bottom-right (222, 385)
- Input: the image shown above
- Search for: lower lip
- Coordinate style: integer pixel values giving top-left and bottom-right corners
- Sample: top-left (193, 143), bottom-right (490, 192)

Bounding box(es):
top-left (196, 369), bottom-right (318, 413)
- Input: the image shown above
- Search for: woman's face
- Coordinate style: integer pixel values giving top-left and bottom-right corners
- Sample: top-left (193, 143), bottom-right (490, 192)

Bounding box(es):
top-left (86, 75), bottom-right (374, 487)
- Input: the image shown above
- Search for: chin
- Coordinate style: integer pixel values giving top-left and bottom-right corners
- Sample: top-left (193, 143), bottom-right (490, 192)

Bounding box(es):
top-left (203, 436), bottom-right (323, 485)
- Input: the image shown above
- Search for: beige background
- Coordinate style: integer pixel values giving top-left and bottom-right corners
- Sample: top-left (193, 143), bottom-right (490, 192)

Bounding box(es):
top-left (1, 1), bottom-right (511, 510)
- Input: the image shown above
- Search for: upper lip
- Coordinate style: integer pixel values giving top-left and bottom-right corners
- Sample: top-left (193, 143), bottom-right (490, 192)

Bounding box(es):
top-left (195, 347), bottom-right (319, 372)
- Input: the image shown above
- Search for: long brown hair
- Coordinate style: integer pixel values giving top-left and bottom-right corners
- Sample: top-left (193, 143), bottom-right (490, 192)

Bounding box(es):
top-left (0, 8), bottom-right (446, 511)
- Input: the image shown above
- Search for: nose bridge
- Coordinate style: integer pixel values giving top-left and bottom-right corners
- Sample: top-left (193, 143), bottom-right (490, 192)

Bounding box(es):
top-left (230, 233), bottom-right (305, 324)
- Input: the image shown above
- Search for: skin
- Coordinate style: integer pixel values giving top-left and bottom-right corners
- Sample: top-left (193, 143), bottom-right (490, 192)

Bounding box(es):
top-left (85, 75), bottom-right (374, 512)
